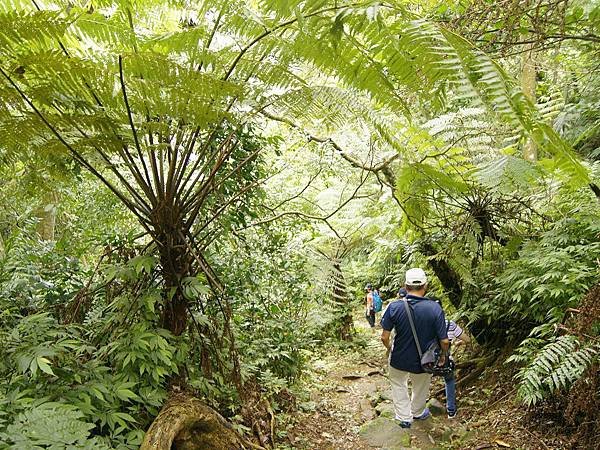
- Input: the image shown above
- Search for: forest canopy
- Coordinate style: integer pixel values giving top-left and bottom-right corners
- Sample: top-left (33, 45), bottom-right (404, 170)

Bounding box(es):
top-left (0, 0), bottom-right (599, 449)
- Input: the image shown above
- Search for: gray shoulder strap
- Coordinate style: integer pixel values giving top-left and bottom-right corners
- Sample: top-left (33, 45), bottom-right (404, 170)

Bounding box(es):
top-left (403, 299), bottom-right (423, 358)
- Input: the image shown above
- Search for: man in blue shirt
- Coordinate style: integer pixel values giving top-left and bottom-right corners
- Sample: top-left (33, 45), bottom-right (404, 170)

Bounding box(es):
top-left (380, 268), bottom-right (449, 428)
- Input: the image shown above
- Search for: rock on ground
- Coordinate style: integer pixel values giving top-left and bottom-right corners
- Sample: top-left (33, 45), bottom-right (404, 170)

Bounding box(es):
top-left (359, 417), bottom-right (411, 449)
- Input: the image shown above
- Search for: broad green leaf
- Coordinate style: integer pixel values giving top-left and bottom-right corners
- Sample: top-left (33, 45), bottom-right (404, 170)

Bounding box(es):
top-left (36, 357), bottom-right (54, 376)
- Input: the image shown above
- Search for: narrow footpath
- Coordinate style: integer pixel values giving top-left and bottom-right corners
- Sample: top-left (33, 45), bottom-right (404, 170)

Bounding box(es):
top-left (281, 321), bottom-right (473, 450)
top-left (279, 317), bottom-right (561, 450)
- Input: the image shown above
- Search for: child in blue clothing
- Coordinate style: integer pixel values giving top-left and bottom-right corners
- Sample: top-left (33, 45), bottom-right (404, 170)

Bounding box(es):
top-left (445, 320), bottom-right (470, 418)
top-left (428, 296), bottom-right (471, 418)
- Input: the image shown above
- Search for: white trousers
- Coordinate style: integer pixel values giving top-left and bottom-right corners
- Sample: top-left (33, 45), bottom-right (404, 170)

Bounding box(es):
top-left (388, 365), bottom-right (432, 422)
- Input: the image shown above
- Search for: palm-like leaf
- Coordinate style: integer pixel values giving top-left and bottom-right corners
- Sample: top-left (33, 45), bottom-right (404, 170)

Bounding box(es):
top-left (0, 0), bottom-right (590, 335)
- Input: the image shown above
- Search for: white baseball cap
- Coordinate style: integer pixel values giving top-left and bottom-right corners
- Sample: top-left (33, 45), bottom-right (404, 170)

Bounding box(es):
top-left (405, 268), bottom-right (427, 286)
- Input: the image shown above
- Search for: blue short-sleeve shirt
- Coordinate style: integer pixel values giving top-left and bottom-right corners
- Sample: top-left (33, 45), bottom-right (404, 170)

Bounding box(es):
top-left (381, 294), bottom-right (448, 373)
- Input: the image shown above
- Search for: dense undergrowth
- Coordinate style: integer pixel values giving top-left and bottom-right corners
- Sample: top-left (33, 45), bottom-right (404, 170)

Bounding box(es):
top-left (0, 0), bottom-right (600, 449)
top-left (0, 212), bottom-right (352, 448)
top-left (1, 179), bottom-right (598, 448)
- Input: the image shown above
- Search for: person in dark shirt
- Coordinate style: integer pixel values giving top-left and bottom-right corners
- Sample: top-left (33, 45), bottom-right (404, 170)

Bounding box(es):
top-left (380, 268), bottom-right (449, 428)
top-left (364, 283), bottom-right (375, 328)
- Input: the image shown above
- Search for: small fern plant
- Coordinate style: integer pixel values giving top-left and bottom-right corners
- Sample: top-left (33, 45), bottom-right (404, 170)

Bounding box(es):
top-left (0, 403), bottom-right (111, 450)
top-left (510, 334), bottom-right (599, 406)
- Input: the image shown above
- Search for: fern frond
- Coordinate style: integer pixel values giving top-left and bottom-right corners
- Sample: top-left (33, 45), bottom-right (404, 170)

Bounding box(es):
top-left (0, 10), bottom-right (69, 49)
top-left (516, 335), bottom-right (599, 406)
top-left (475, 155), bottom-right (541, 191)
top-left (538, 89), bottom-right (564, 125)
top-left (395, 159), bottom-right (471, 229)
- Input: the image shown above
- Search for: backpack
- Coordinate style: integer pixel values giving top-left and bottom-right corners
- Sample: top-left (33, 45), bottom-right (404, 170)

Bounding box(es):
top-left (372, 291), bottom-right (383, 313)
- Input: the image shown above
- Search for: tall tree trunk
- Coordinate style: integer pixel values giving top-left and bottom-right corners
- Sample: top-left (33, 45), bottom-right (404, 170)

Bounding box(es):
top-left (521, 43), bottom-right (538, 162)
top-left (419, 242), bottom-right (462, 311)
top-left (158, 230), bottom-right (193, 337)
top-left (37, 191), bottom-right (59, 241)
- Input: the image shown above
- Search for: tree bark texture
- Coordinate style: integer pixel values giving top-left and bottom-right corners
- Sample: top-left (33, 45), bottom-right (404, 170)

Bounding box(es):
top-left (140, 393), bottom-right (245, 450)
top-left (155, 217), bottom-right (194, 337)
top-left (419, 242), bottom-right (462, 311)
top-left (521, 42), bottom-right (538, 162)
top-left (36, 191), bottom-right (59, 241)
top-left (331, 261), bottom-right (353, 341)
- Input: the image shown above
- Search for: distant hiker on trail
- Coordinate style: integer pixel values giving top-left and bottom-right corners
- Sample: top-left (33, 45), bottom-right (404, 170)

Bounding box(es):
top-left (365, 284), bottom-right (375, 328)
top-left (380, 268), bottom-right (449, 429)
top-left (372, 287), bottom-right (383, 323)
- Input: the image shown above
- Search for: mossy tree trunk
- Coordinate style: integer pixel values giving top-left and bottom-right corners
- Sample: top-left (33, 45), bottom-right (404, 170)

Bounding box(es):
top-left (521, 42), bottom-right (538, 162)
top-left (37, 191), bottom-right (59, 241)
top-left (140, 393), bottom-right (245, 450)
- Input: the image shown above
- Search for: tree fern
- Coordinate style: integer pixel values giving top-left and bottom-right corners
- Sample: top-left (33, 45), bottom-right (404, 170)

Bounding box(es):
top-left (0, 0), bottom-right (591, 338)
top-left (515, 335), bottom-right (600, 406)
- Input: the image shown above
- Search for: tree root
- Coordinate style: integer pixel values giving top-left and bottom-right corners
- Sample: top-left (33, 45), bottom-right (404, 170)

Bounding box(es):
top-left (263, 398), bottom-right (275, 446)
top-left (140, 392), bottom-right (246, 450)
top-left (241, 439), bottom-right (268, 450)
top-left (454, 356), bottom-right (490, 370)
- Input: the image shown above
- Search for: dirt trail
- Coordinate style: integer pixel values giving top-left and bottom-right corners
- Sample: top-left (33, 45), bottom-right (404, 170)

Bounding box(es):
top-left (279, 315), bottom-right (573, 450)
top-left (281, 321), bottom-right (471, 449)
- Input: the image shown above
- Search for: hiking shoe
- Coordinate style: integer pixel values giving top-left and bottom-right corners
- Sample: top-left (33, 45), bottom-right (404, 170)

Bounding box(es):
top-left (413, 408), bottom-right (431, 420)
top-left (398, 420), bottom-right (411, 429)
top-left (447, 410), bottom-right (457, 419)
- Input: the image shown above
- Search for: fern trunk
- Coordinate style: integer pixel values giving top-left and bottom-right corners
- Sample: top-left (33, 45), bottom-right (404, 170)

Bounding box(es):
top-left (332, 261), bottom-right (353, 341)
top-left (157, 231), bottom-right (193, 336)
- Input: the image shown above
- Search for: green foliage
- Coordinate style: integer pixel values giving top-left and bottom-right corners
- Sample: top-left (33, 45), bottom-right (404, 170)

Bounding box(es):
top-left (0, 0), bottom-right (599, 447)
top-left (0, 403), bottom-right (111, 450)
top-left (492, 206), bottom-right (600, 324)
top-left (510, 335), bottom-right (599, 406)
top-left (475, 154), bottom-right (542, 193)
top-left (0, 0), bottom-right (588, 199)
top-left (0, 235), bottom-right (86, 316)
top-left (396, 161), bottom-right (471, 229)
top-left (213, 227), bottom-right (315, 393)
top-left (0, 254), bottom-right (187, 448)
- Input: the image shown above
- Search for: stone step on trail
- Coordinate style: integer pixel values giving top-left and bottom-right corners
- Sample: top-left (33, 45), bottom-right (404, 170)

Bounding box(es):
top-left (360, 395), bottom-right (463, 449)
top-left (359, 417), bottom-right (411, 449)
top-left (375, 401), bottom-right (394, 419)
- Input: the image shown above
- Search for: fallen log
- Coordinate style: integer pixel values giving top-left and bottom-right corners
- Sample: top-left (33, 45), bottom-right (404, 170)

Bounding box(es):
top-left (140, 392), bottom-right (247, 450)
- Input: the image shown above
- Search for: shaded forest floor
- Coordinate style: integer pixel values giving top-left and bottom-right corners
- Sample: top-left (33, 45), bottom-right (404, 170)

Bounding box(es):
top-left (275, 317), bottom-right (573, 450)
